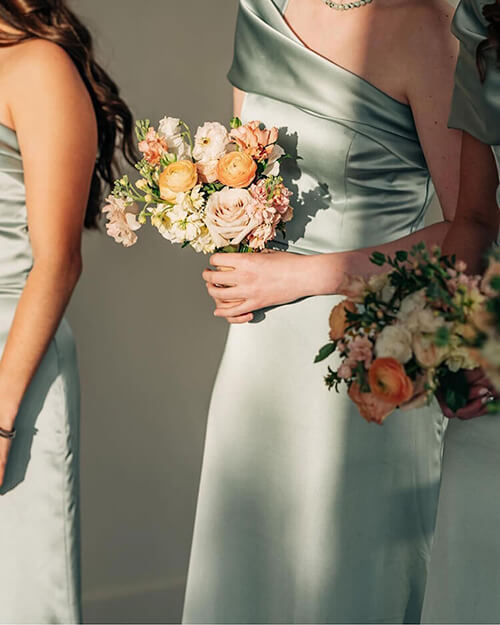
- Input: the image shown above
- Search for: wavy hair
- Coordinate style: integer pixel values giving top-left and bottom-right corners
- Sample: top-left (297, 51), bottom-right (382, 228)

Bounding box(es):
top-left (477, 0), bottom-right (500, 81)
top-left (0, 0), bottom-right (138, 228)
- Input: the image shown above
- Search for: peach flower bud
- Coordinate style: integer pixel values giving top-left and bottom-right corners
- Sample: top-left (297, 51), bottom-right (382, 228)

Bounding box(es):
top-left (348, 382), bottom-right (398, 425)
top-left (368, 357), bottom-right (414, 406)
top-left (217, 151), bottom-right (257, 188)
top-left (159, 160), bottom-right (198, 201)
top-left (329, 300), bottom-right (357, 341)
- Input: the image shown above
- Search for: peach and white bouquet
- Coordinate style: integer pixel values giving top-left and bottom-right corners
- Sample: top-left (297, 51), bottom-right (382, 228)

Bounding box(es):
top-left (315, 243), bottom-right (496, 424)
top-left (102, 117), bottom-right (294, 253)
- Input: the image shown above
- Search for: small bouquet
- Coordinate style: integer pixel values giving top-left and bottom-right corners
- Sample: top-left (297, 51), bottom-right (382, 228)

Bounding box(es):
top-left (315, 243), bottom-right (495, 424)
top-left (103, 116), bottom-right (293, 253)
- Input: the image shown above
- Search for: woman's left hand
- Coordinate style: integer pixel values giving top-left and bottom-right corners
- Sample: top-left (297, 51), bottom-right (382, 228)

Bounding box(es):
top-left (203, 251), bottom-right (314, 324)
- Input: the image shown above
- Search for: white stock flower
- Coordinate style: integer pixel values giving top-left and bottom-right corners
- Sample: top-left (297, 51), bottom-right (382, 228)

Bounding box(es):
top-left (158, 116), bottom-right (191, 160)
top-left (102, 195), bottom-right (141, 247)
top-left (193, 122), bottom-right (228, 162)
top-left (375, 323), bottom-right (413, 364)
top-left (191, 227), bottom-right (217, 254)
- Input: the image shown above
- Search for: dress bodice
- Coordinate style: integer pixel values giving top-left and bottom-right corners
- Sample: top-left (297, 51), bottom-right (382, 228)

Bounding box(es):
top-left (228, 0), bottom-right (434, 254)
top-left (449, 0), bottom-right (500, 208)
top-left (0, 125), bottom-right (32, 293)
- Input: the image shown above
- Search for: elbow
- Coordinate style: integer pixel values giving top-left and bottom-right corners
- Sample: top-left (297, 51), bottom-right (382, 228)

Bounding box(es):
top-left (33, 251), bottom-right (83, 289)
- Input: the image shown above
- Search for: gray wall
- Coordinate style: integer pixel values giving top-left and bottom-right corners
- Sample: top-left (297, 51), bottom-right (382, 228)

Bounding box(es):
top-left (67, 1), bottom-right (450, 623)
top-left (67, 1), bottom-right (238, 622)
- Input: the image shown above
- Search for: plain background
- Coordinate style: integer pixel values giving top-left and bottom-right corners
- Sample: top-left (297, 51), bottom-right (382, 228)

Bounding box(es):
top-left (66, 1), bottom-right (451, 622)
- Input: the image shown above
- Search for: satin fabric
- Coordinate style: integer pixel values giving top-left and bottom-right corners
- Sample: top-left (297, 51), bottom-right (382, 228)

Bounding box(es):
top-left (183, 1), bottom-right (445, 622)
top-left (0, 124), bottom-right (81, 624)
top-left (422, 2), bottom-right (500, 623)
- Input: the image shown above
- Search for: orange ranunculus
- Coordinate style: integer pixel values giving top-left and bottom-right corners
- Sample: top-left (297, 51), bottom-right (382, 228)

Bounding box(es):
top-left (329, 300), bottom-right (357, 341)
top-left (368, 357), bottom-right (414, 406)
top-left (348, 382), bottom-right (397, 425)
top-left (217, 151), bottom-right (257, 188)
top-left (159, 160), bottom-right (198, 201)
top-left (230, 120), bottom-right (279, 162)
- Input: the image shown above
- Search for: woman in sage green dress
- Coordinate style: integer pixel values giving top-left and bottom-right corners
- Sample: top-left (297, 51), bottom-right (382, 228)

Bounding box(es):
top-left (422, 1), bottom-right (500, 623)
top-left (0, 1), bottom-right (135, 622)
top-left (182, 0), bottom-right (487, 623)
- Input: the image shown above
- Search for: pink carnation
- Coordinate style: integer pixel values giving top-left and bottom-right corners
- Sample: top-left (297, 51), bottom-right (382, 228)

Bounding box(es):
top-left (230, 120), bottom-right (279, 162)
top-left (345, 336), bottom-right (374, 370)
top-left (138, 127), bottom-right (167, 166)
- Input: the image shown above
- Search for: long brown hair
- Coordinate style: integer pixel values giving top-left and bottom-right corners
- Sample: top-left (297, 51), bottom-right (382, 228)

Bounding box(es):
top-left (0, 0), bottom-right (137, 228)
top-left (477, 0), bottom-right (500, 82)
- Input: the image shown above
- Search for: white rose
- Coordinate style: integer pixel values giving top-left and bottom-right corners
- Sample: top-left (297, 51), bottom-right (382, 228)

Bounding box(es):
top-left (193, 122), bottom-right (229, 162)
top-left (397, 289), bottom-right (426, 323)
top-left (158, 116), bottom-right (191, 160)
top-left (375, 323), bottom-right (413, 364)
top-left (205, 187), bottom-right (261, 248)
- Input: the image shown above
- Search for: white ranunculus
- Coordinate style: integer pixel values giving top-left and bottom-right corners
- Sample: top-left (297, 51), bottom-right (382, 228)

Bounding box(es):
top-left (205, 187), bottom-right (261, 248)
top-left (158, 116), bottom-right (191, 160)
top-left (193, 121), bottom-right (228, 163)
top-left (263, 144), bottom-right (285, 177)
top-left (375, 323), bottom-right (413, 364)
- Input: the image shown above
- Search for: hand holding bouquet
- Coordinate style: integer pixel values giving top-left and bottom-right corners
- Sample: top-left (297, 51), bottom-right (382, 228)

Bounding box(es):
top-left (103, 117), bottom-right (294, 253)
top-left (315, 243), bottom-right (497, 424)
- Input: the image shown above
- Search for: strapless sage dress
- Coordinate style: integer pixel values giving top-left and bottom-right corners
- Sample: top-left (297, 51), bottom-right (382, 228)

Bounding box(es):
top-left (183, 1), bottom-right (445, 622)
top-left (421, 2), bottom-right (500, 623)
top-left (0, 124), bottom-right (81, 624)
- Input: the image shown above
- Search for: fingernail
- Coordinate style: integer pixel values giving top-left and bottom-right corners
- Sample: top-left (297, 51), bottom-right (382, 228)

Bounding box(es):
top-left (478, 387), bottom-right (489, 396)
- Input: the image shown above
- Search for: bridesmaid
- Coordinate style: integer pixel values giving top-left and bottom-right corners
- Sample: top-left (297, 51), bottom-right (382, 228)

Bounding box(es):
top-left (183, 0), bottom-right (487, 623)
top-left (0, 1), bottom-right (135, 622)
top-left (422, 1), bottom-right (500, 623)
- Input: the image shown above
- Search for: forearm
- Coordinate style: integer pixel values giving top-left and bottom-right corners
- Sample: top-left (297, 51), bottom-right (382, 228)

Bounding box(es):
top-left (0, 258), bottom-right (81, 428)
top-left (442, 214), bottom-right (499, 274)
top-left (302, 220), bottom-right (451, 297)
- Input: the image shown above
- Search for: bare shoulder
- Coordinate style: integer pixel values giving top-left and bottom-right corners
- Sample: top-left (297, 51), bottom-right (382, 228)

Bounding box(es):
top-left (0, 38), bottom-right (82, 93)
top-left (398, 0), bottom-right (457, 58)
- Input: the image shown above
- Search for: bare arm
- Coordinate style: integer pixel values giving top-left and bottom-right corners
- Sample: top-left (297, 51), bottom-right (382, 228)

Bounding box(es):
top-left (442, 132), bottom-right (499, 272)
top-left (0, 41), bottom-right (97, 479)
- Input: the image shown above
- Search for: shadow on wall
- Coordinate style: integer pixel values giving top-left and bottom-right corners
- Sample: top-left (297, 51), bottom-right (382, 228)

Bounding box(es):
top-left (67, 1), bottom-right (239, 622)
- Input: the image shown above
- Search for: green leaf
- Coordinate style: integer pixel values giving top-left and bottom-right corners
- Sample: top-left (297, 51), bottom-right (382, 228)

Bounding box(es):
top-left (439, 369), bottom-right (469, 413)
top-left (370, 251), bottom-right (386, 266)
top-left (434, 325), bottom-right (451, 347)
top-left (490, 275), bottom-right (500, 292)
top-left (314, 342), bottom-right (336, 363)
top-left (395, 250), bottom-right (408, 262)
top-left (230, 116), bottom-right (243, 129)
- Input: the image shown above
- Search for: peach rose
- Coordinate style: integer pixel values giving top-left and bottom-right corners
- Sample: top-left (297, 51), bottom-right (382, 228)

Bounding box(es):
top-left (329, 300), bottom-right (357, 341)
top-left (412, 335), bottom-right (448, 369)
top-left (217, 151), bottom-right (257, 188)
top-left (205, 187), bottom-right (260, 248)
top-left (230, 120), bottom-right (279, 162)
top-left (348, 382), bottom-right (398, 425)
top-left (368, 357), bottom-right (414, 406)
top-left (337, 273), bottom-right (368, 303)
top-left (159, 160), bottom-right (198, 201)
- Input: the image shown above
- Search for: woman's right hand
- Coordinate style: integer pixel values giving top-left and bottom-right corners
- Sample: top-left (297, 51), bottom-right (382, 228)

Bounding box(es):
top-left (438, 368), bottom-right (498, 420)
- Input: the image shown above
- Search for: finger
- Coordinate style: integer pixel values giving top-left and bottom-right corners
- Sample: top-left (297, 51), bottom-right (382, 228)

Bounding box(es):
top-left (210, 253), bottom-right (242, 269)
top-left (469, 385), bottom-right (495, 400)
top-left (203, 268), bottom-right (238, 286)
top-left (456, 398), bottom-right (487, 420)
top-left (206, 284), bottom-right (245, 301)
top-left (214, 300), bottom-right (256, 318)
top-left (213, 298), bottom-right (247, 309)
top-left (227, 313), bottom-right (254, 324)
top-left (465, 368), bottom-right (489, 386)
top-left (439, 401), bottom-right (456, 420)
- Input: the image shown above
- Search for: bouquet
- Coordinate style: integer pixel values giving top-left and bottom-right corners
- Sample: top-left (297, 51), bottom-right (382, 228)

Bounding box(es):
top-left (102, 116), bottom-right (293, 253)
top-left (315, 243), bottom-right (496, 424)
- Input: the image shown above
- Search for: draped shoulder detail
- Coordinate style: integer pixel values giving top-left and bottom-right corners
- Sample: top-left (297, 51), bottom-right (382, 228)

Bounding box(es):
top-left (449, 0), bottom-right (500, 144)
top-left (228, 0), bottom-right (418, 142)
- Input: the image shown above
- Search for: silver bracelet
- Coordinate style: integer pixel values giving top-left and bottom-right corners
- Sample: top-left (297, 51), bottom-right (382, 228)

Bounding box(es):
top-left (0, 426), bottom-right (16, 440)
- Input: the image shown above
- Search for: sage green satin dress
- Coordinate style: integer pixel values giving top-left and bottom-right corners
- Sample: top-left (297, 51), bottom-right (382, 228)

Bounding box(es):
top-left (0, 124), bottom-right (81, 624)
top-left (183, 1), bottom-right (445, 622)
top-left (422, 2), bottom-right (500, 623)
